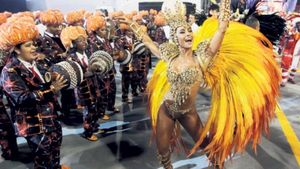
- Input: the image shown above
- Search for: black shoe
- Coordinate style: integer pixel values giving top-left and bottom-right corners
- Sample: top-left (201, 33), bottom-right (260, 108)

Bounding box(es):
top-left (140, 87), bottom-right (146, 93)
top-left (1, 152), bottom-right (19, 161)
top-left (288, 78), bottom-right (296, 84)
top-left (132, 91), bottom-right (139, 97)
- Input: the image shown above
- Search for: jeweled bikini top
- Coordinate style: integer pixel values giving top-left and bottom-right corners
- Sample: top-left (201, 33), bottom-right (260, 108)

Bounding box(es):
top-left (160, 39), bottom-right (212, 112)
top-left (166, 64), bottom-right (201, 108)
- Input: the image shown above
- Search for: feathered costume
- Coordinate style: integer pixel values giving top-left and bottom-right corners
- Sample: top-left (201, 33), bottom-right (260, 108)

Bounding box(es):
top-left (147, 3), bottom-right (281, 166)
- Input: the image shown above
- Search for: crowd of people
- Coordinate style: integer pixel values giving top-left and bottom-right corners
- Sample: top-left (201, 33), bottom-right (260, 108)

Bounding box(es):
top-left (0, 0), bottom-right (298, 169)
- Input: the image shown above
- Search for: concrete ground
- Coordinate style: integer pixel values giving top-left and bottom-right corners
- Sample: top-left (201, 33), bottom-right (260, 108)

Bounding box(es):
top-left (0, 63), bottom-right (299, 169)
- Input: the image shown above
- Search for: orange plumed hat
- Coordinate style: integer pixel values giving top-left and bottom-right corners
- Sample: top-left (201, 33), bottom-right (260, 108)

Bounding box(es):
top-left (119, 23), bottom-right (129, 30)
top-left (6, 15), bottom-right (35, 25)
top-left (0, 13), bottom-right (7, 25)
top-left (60, 26), bottom-right (87, 49)
top-left (3, 11), bottom-right (12, 18)
top-left (12, 11), bottom-right (34, 19)
top-left (110, 11), bottom-right (124, 19)
top-left (0, 17), bottom-right (39, 50)
top-left (150, 9), bottom-right (158, 15)
top-left (40, 9), bottom-right (64, 26)
top-left (139, 10), bottom-right (149, 17)
top-left (133, 14), bottom-right (143, 21)
top-left (125, 13), bottom-right (134, 20)
top-left (84, 11), bottom-right (93, 19)
top-left (86, 15), bottom-right (105, 33)
top-left (66, 10), bottom-right (84, 25)
top-left (154, 15), bottom-right (166, 26)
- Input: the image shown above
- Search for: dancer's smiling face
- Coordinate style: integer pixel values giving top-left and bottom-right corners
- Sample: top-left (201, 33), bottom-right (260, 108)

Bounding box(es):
top-left (176, 26), bottom-right (193, 49)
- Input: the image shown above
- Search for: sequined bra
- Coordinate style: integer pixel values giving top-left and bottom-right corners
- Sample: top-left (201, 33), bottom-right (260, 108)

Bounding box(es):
top-left (165, 66), bottom-right (201, 111)
top-left (159, 39), bottom-right (212, 113)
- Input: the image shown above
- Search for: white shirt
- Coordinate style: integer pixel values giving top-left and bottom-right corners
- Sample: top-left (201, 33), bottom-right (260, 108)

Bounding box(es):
top-left (191, 23), bottom-right (199, 33)
top-left (126, 36), bottom-right (133, 44)
top-left (37, 23), bottom-right (47, 36)
top-left (18, 57), bottom-right (45, 83)
top-left (96, 35), bottom-right (105, 43)
top-left (163, 25), bottom-right (171, 40)
top-left (76, 52), bottom-right (89, 66)
top-left (96, 35), bottom-right (114, 48)
top-left (44, 31), bottom-right (55, 38)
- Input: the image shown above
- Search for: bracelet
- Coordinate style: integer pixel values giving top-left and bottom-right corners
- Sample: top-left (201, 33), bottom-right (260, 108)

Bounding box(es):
top-left (219, 0), bottom-right (231, 21)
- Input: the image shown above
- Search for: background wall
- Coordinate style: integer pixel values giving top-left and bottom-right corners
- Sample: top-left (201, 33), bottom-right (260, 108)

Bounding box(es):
top-left (0, 0), bottom-right (27, 12)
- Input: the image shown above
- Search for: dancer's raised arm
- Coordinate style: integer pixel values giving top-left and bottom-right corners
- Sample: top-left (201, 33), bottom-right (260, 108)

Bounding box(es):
top-left (208, 0), bottom-right (230, 56)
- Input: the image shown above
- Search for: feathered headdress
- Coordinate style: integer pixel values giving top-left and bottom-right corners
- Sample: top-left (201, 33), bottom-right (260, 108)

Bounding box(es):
top-left (161, 0), bottom-right (189, 43)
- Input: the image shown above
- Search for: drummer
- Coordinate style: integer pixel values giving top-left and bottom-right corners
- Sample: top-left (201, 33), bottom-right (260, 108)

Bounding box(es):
top-left (118, 22), bottom-right (140, 101)
top-left (60, 26), bottom-right (101, 141)
top-left (0, 17), bottom-right (70, 169)
top-left (86, 13), bottom-right (122, 120)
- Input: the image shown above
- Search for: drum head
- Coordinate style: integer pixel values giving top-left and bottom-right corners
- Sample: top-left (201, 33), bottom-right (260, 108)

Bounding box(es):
top-left (51, 60), bottom-right (83, 89)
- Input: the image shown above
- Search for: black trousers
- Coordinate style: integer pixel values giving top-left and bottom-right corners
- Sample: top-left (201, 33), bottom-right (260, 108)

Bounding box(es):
top-left (60, 89), bottom-right (77, 114)
top-left (97, 71), bottom-right (116, 116)
top-left (0, 106), bottom-right (18, 159)
top-left (82, 105), bottom-right (99, 137)
top-left (121, 71), bottom-right (139, 98)
top-left (26, 121), bottom-right (62, 169)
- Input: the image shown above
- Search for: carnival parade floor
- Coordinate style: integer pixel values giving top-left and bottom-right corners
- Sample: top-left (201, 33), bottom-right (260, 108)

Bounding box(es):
top-left (0, 64), bottom-right (300, 169)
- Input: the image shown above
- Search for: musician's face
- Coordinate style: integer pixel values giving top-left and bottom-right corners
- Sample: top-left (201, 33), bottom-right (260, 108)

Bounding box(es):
top-left (176, 26), bottom-right (193, 49)
top-left (48, 25), bottom-right (62, 36)
top-left (189, 15), bottom-right (196, 23)
top-left (96, 27), bottom-right (108, 38)
top-left (74, 36), bottom-right (87, 51)
top-left (125, 30), bottom-right (134, 37)
top-left (209, 10), bottom-right (219, 19)
top-left (73, 20), bottom-right (84, 27)
top-left (15, 41), bottom-right (38, 63)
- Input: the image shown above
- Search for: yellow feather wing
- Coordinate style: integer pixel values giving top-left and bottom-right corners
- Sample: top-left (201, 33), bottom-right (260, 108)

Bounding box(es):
top-left (191, 18), bottom-right (281, 164)
top-left (147, 60), bottom-right (170, 133)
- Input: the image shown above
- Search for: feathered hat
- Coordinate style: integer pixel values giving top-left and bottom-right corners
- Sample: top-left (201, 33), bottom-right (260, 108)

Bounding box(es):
top-left (40, 9), bottom-right (64, 26)
top-left (60, 26), bottom-right (87, 49)
top-left (0, 16), bottom-right (38, 50)
top-left (86, 15), bottom-right (105, 33)
top-left (66, 10), bottom-right (85, 25)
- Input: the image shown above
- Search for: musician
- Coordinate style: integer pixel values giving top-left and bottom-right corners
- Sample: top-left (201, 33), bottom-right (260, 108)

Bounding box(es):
top-left (119, 25), bottom-right (140, 101)
top-left (87, 15), bottom-right (121, 118)
top-left (0, 17), bottom-right (70, 169)
top-left (61, 26), bottom-right (102, 141)
top-left (37, 10), bottom-right (76, 118)
top-left (0, 51), bottom-right (18, 160)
